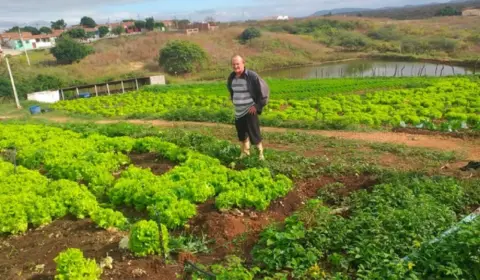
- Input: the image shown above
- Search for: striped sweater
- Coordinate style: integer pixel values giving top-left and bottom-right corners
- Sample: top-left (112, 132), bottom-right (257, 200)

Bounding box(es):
top-left (232, 77), bottom-right (255, 119)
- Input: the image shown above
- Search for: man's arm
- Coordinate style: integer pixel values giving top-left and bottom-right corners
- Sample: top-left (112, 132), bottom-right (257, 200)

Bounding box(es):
top-left (227, 74), bottom-right (234, 101)
top-left (251, 73), bottom-right (267, 112)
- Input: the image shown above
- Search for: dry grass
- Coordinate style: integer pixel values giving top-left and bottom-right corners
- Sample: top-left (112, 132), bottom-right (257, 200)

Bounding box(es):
top-left (6, 16), bottom-right (479, 85)
top-left (44, 27), bottom-right (330, 82)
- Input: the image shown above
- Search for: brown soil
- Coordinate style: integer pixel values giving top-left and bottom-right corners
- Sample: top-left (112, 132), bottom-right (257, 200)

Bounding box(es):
top-left (114, 119), bottom-right (480, 160)
top-left (187, 174), bottom-right (378, 264)
top-left (392, 127), bottom-right (480, 140)
top-left (0, 174), bottom-right (380, 280)
top-left (0, 218), bottom-right (181, 280)
top-left (128, 153), bottom-right (175, 176)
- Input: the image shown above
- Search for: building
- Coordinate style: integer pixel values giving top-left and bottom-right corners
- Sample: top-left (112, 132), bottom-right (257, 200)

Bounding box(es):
top-left (32, 34), bottom-right (56, 48)
top-left (0, 30), bottom-right (63, 50)
top-left (184, 28), bottom-right (199, 35)
top-left (462, 8), bottom-right (480, 16)
top-left (162, 20), bottom-right (174, 28)
top-left (1, 32), bottom-right (35, 50)
top-left (276, 15), bottom-right (289, 20)
top-left (106, 21), bottom-right (140, 34)
top-left (183, 22), bottom-right (219, 33)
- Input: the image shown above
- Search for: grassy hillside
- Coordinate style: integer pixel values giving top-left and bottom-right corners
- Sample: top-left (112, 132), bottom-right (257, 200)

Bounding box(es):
top-left (1, 27), bottom-right (353, 100)
top-left (346, 0), bottom-right (480, 19)
top-left (1, 16), bottom-right (479, 101)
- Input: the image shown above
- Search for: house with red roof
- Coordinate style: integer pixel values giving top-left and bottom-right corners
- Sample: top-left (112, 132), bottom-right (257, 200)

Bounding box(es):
top-left (0, 30), bottom-right (64, 50)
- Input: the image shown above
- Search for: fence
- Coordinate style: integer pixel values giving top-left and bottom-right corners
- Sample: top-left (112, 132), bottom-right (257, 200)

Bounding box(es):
top-left (59, 75), bottom-right (165, 100)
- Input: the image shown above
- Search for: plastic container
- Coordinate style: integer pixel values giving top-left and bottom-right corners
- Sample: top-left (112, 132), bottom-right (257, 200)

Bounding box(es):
top-left (29, 105), bottom-right (41, 115)
top-left (79, 92), bottom-right (90, 98)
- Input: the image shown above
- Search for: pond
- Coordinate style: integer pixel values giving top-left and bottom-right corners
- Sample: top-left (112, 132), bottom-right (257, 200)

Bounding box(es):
top-left (260, 59), bottom-right (475, 79)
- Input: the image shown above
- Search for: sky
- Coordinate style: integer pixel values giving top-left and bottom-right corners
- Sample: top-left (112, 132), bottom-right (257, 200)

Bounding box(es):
top-left (0, 0), bottom-right (452, 31)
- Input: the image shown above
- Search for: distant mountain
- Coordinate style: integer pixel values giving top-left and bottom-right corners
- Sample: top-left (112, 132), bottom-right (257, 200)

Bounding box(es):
top-left (312, 8), bottom-right (372, 16)
top-left (311, 0), bottom-right (480, 20)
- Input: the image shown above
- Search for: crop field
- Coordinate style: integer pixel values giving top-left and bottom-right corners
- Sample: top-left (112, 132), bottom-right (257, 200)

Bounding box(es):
top-left (1, 75), bottom-right (479, 280)
top-left (52, 76), bottom-right (480, 131)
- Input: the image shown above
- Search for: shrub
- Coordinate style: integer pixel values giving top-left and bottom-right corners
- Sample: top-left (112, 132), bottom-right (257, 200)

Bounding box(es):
top-left (368, 25), bottom-right (402, 41)
top-left (51, 36), bottom-right (94, 64)
top-left (240, 27), bottom-right (262, 42)
top-left (158, 40), bottom-right (208, 74)
top-left (435, 6), bottom-right (461, 17)
top-left (64, 28), bottom-right (86, 39)
top-left (401, 38), bottom-right (428, 54)
top-left (129, 220), bottom-right (169, 257)
top-left (98, 26), bottom-right (109, 38)
top-left (33, 74), bottom-right (64, 91)
top-left (39, 27), bottom-right (52, 34)
top-left (112, 26), bottom-right (124, 35)
top-left (337, 31), bottom-right (370, 51)
top-left (54, 248), bottom-right (102, 280)
top-left (428, 37), bottom-right (458, 53)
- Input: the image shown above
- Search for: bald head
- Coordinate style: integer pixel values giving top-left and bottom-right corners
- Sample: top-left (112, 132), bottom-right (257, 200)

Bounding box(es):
top-left (232, 55), bottom-right (244, 63)
top-left (232, 55), bottom-right (245, 76)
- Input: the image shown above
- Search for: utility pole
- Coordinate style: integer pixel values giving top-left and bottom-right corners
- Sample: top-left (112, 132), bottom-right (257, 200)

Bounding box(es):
top-left (17, 27), bottom-right (31, 66)
top-left (5, 57), bottom-right (22, 109)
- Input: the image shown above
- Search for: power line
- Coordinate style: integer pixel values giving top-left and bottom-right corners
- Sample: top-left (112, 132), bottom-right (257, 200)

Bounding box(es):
top-left (17, 26), bottom-right (31, 66)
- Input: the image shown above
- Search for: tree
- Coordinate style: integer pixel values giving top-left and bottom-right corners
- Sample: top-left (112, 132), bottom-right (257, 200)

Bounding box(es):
top-left (6, 26), bottom-right (40, 35)
top-left (134, 20), bottom-right (146, 30)
top-left (159, 40), bottom-right (208, 74)
top-left (240, 27), bottom-right (261, 42)
top-left (51, 36), bottom-right (94, 64)
top-left (154, 22), bottom-right (165, 30)
top-left (205, 16), bottom-right (215, 23)
top-left (435, 6), bottom-right (461, 17)
top-left (80, 16), bottom-right (97, 28)
top-left (51, 19), bottom-right (67, 30)
top-left (86, 32), bottom-right (97, 39)
top-left (64, 28), bottom-right (86, 39)
top-left (145, 17), bottom-right (155, 31)
top-left (6, 26), bottom-right (20, 33)
top-left (39, 27), bottom-right (52, 34)
top-left (337, 31), bottom-right (369, 51)
top-left (98, 26), bottom-right (109, 38)
top-left (112, 26), bottom-right (124, 35)
top-left (22, 26), bottom-right (40, 35)
top-left (175, 19), bottom-right (190, 29)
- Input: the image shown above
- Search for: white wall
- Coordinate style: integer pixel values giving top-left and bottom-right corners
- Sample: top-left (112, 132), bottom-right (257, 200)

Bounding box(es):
top-left (35, 41), bottom-right (53, 48)
top-left (27, 90), bottom-right (60, 103)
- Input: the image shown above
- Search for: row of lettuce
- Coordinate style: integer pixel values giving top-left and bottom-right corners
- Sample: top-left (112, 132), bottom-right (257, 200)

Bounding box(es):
top-left (50, 173), bottom-right (480, 280)
top-left (52, 77), bottom-right (480, 131)
top-left (2, 122), bottom-right (479, 279)
top-left (0, 123), bottom-right (292, 234)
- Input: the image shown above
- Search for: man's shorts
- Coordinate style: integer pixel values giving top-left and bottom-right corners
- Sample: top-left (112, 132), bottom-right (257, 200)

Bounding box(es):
top-left (235, 113), bottom-right (262, 145)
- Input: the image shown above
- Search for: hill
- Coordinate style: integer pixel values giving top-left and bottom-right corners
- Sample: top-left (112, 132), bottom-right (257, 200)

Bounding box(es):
top-left (311, 8), bottom-right (372, 16)
top-left (344, 0), bottom-right (480, 19)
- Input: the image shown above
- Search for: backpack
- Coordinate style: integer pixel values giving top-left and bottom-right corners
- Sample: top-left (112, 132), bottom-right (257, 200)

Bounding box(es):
top-left (258, 77), bottom-right (270, 106)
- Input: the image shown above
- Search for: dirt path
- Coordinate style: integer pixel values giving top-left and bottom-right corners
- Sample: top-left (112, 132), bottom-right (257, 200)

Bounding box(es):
top-left (103, 119), bottom-right (480, 160)
top-left (2, 116), bottom-right (479, 160)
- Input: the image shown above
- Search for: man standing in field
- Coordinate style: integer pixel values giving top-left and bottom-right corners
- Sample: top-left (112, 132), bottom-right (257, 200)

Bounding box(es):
top-left (227, 55), bottom-right (269, 160)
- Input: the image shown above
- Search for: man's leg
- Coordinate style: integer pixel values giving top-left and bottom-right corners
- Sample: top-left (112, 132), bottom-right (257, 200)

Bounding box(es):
top-left (246, 113), bottom-right (264, 160)
top-left (235, 116), bottom-right (250, 158)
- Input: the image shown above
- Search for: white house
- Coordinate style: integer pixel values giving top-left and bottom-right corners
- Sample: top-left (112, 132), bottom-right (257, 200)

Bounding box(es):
top-left (0, 30), bottom-right (63, 50)
top-left (32, 34), bottom-right (57, 48)
top-left (277, 15), bottom-right (289, 20)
